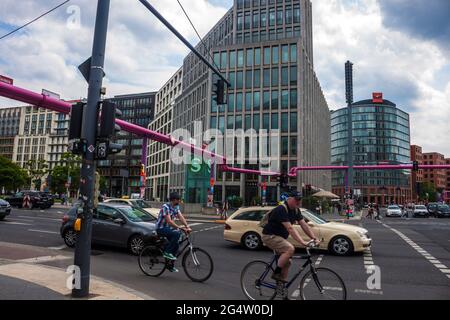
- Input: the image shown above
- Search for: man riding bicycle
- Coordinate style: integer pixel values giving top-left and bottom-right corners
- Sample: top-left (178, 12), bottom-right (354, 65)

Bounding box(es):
top-left (262, 190), bottom-right (320, 283)
top-left (156, 192), bottom-right (192, 272)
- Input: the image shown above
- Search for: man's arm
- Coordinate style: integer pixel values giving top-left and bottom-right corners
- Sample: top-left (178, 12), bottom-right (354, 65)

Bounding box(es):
top-left (282, 222), bottom-right (308, 246)
top-left (177, 212), bottom-right (190, 229)
top-left (298, 220), bottom-right (319, 242)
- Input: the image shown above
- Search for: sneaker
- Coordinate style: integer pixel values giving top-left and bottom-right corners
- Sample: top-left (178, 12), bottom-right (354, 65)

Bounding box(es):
top-left (168, 266), bottom-right (179, 273)
top-left (271, 272), bottom-right (287, 283)
top-left (163, 252), bottom-right (177, 261)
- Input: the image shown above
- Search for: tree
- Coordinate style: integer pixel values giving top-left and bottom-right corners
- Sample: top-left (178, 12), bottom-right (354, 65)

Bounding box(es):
top-left (50, 152), bottom-right (82, 195)
top-left (418, 182), bottom-right (437, 202)
top-left (25, 158), bottom-right (48, 191)
top-left (0, 156), bottom-right (29, 193)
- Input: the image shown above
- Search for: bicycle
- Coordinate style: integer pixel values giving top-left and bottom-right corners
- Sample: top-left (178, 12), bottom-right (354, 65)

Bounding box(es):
top-left (240, 240), bottom-right (347, 300)
top-left (138, 231), bottom-right (214, 283)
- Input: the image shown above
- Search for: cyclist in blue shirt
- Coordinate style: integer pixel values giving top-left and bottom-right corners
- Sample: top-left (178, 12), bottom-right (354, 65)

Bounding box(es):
top-left (156, 192), bottom-right (192, 272)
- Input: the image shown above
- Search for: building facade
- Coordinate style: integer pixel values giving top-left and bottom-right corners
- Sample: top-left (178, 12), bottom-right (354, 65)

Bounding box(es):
top-left (0, 107), bottom-right (21, 160)
top-left (410, 145), bottom-right (424, 201)
top-left (331, 96), bottom-right (412, 205)
top-left (98, 93), bottom-right (156, 197)
top-left (170, 0), bottom-right (330, 205)
top-left (422, 152), bottom-right (447, 191)
top-left (146, 68), bottom-right (183, 201)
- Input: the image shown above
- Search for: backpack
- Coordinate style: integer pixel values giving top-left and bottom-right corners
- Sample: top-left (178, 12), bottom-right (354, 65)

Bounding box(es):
top-left (259, 203), bottom-right (288, 228)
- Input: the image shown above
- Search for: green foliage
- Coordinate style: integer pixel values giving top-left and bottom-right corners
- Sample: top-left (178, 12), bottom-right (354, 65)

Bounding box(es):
top-left (228, 195), bottom-right (243, 208)
top-left (301, 196), bottom-right (320, 212)
top-left (419, 182), bottom-right (437, 202)
top-left (25, 158), bottom-right (49, 190)
top-left (0, 156), bottom-right (29, 192)
top-left (251, 196), bottom-right (262, 206)
top-left (50, 153), bottom-right (81, 194)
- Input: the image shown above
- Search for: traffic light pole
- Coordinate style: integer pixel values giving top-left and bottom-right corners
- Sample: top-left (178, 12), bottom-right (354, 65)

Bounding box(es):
top-left (72, 0), bottom-right (110, 298)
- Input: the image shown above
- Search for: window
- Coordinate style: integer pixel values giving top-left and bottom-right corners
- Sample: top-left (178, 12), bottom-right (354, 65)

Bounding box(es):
top-left (210, 116), bottom-right (217, 129)
top-left (271, 113), bottom-right (279, 129)
top-left (264, 47), bottom-right (270, 65)
top-left (290, 112), bottom-right (297, 132)
top-left (253, 48), bottom-right (261, 67)
top-left (253, 114), bottom-right (260, 131)
top-left (229, 71), bottom-right (236, 89)
top-left (263, 114), bottom-right (270, 130)
top-left (245, 93), bottom-right (252, 111)
top-left (290, 89), bottom-right (297, 108)
top-left (282, 45), bottom-right (289, 63)
top-left (281, 137), bottom-right (288, 156)
top-left (236, 71), bottom-right (244, 89)
top-left (290, 66), bottom-right (297, 85)
top-left (253, 91), bottom-right (261, 110)
top-left (271, 90), bottom-right (279, 109)
top-left (281, 90), bottom-right (289, 109)
top-left (236, 93), bottom-right (243, 112)
top-left (237, 12), bottom-right (243, 30)
top-left (272, 67), bottom-right (279, 86)
top-left (221, 51), bottom-right (227, 69)
top-left (276, 7), bottom-right (283, 25)
top-left (294, 5), bottom-right (300, 23)
top-left (281, 113), bottom-right (289, 132)
top-left (237, 50), bottom-right (244, 67)
top-left (245, 115), bottom-right (252, 130)
top-left (290, 44), bottom-right (297, 63)
top-left (244, 12), bottom-right (251, 29)
top-left (261, 10), bottom-right (267, 27)
top-left (236, 115), bottom-right (243, 129)
top-left (234, 210), bottom-right (266, 221)
top-left (254, 69), bottom-right (261, 88)
top-left (218, 116), bottom-right (225, 133)
top-left (286, 5), bottom-right (292, 23)
top-left (227, 116), bottom-right (234, 129)
top-left (272, 46), bottom-right (279, 64)
top-left (246, 70), bottom-right (253, 89)
top-left (281, 67), bottom-right (289, 85)
top-left (96, 207), bottom-right (121, 221)
top-left (263, 91), bottom-right (270, 110)
top-left (228, 94), bottom-right (235, 113)
top-left (269, 8), bottom-right (275, 26)
top-left (291, 136), bottom-right (297, 156)
top-left (253, 11), bottom-right (260, 28)
top-left (229, 51), bottom-right (236, 68)
top-left (214, 52), bottom-right (220, 67)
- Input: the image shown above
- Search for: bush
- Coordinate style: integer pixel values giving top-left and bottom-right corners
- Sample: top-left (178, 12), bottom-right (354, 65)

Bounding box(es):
top-left (302, 196), bottom-right (320, 212)
top-left (229, 196), bottom-right (243, 208)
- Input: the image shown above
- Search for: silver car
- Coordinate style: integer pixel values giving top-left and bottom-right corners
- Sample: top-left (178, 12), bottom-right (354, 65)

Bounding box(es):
top-left (60, 203), bottom-right (157, 255)
top-left (0, 199), bottom-right (11, 221)
top-left (413, 205), bottom-right (429, 218)
top-left (386, 205), bottom-right (402, 217)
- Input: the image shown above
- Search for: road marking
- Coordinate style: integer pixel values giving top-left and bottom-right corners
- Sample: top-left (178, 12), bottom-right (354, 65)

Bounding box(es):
top-left (378, 220), bottom-right (450, 281)
top-left (28, 229), bottom-right (59, 235)
top-left (0, 221), bottom-right (32, 226)
top-left (188, 223), bottom-right (204, 227)
top-left (354, 289), bottom-right (384, 295)
top-left (17, 255), bottom-right (72, 263)
top-left (291, 254), bottom-right (324, 298)
top-left (193, 225), bottom-right (222, 233)
top-left (440, 269), bottom-right (450, 274)
top-left (47, 245), bottom-right (67, 250)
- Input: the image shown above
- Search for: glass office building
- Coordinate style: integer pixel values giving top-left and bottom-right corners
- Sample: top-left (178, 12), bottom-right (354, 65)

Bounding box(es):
top-left (331, 98), bottom-right (412, 204)
top-left (170, 0), bottom-right (330, 204)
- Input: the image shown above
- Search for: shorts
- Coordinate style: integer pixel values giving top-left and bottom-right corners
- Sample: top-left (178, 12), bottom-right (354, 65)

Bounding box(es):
top-left (262, 234), bottom-right (294, 255)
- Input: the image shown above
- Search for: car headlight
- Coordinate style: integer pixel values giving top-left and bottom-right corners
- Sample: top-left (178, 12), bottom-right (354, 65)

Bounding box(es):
top-left (356, 230), bottom-right (368, 239)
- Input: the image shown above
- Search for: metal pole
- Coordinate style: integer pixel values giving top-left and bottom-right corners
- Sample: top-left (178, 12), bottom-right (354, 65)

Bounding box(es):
top-left (72, 0), bottom-right (110, 298)
top-left (345, 61), bottom-right (354, 196)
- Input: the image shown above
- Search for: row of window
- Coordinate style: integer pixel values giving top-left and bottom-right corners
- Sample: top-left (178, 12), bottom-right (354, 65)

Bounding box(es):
top-left (237, 4), bottom-right (301, 31)
top-left (236, 26), bottom-right (301, 44)
top-left (237, 0), bottom-right (299, 10)
top-left (210, 112), bottom-right (297, 133)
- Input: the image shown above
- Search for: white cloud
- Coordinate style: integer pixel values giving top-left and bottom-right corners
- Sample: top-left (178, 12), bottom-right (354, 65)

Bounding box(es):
top-left (312, 0), bottom-right (450, 155)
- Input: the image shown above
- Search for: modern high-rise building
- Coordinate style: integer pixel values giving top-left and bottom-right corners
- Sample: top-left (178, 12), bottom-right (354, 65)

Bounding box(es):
top-left (98, 92), bottom-right (156, 197)
top-left (331, 95), bottom-right (412, 205)
top-left (146, 68), bottom-right (183, 201)
top-left (170, 0), bottom-right (330, 204)
top-left (0, 107), bottom-right (21, 160)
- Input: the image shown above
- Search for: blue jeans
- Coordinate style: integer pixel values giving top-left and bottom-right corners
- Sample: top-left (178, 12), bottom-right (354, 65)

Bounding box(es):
top-left (157, 227), bottom-right (181, 256)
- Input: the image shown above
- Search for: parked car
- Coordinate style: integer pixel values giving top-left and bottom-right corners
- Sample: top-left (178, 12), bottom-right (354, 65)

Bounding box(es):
top-left (386, 205), bottom-right (402, 217)
top-left (5, 191), bottom-right (53, 209)
top-left (103, 198), bottom-right (160, 218)
top-left (60, 203), bottom-right (157, 255)
top-left (0, 199), bottom-right (11, 221)
top-left (435, 204), bottom-right (450, 218)
top-left (223, 206), bottom-right (371, 256)
top-left (40, 192), bottom-right (55, 207)
top-left (413, 205), bottom-right (429, 218)
top-left (427, 203), bottom-right (440, 217)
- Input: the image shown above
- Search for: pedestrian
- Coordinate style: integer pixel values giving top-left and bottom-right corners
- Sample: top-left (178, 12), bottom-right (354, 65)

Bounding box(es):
top-left (401, 204), bottom-right (409, 218)
top-left (221, 200), bottom-right (229, 220)
top-left (366, 205), bottom-right (374, 220)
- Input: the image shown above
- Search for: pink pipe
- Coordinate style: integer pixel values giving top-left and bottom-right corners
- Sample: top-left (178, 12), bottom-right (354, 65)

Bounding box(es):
top-left (290, 164), bottom-right (450, 174)
top-left (221, 165), bottom-right (280, 177)
top-left (0, 81), bottom-right (225, 163)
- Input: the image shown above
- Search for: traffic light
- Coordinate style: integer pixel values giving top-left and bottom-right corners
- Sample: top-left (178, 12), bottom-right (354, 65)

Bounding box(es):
top-left (212, 79), bottom-right (227, 105)
top-left (413, 161), bottom-right (419, 172)
top-left (95, 100), bottom-right (123, 160)
top-left (68, 102), bottom-right (87, 155)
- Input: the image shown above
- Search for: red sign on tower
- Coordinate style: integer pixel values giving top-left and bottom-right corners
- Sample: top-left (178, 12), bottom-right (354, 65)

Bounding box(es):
top-left (372, 92), bottom-right (383, 103)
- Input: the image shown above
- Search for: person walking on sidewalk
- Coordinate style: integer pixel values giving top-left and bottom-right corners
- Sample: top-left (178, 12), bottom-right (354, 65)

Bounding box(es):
top-left (366, 205), bottom-right (374, 220)
top-left (221, 200), bottom-right (229, 220)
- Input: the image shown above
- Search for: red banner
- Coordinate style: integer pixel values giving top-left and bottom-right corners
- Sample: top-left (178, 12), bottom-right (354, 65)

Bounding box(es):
top-left (0, 75), bottom-right (13, 85)
top-left (372, 92), bottom-right (383, 103)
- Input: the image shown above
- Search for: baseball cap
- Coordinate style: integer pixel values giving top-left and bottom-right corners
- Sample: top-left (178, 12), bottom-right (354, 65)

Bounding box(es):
top-left (169, 192), bottom-right (181, 201)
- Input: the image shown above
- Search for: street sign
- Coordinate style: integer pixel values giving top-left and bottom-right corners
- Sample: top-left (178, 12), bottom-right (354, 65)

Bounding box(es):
top-left (42, 89), bottom-right (60, 100)
top-left (0, 75), bottom-right (13, 85)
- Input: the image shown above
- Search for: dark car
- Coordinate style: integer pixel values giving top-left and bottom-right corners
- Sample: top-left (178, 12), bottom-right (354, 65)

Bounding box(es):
top-left (427, 203), bottom-right (440, 217)
top-left (0, 199), bottom-right (11, 221)
top-left (435, 205), bottom-right (450, 218)
top-left (40, 192), bottom-right (55, 207)
top-left (5, 191), bottom-right (53, 209)
top-left (60, 203), bottom-right (157, 255)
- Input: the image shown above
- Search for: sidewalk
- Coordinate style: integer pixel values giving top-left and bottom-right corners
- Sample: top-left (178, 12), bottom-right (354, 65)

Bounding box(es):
top-left (0, 242), bottom-right (153, 300)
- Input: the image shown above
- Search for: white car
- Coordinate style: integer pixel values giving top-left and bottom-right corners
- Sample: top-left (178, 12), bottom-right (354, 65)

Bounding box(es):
top-left (413, 205), bottom-right (429, 218)
top-left (386, 205), bottom-right (402, 217)
top-left (103, 198), bottom-right (160, 218)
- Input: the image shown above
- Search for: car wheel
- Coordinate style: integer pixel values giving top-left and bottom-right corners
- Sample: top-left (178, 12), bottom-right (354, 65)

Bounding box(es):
top-left (241, 232), bottom-right (262, 251)
top-left (128, 235), bottom-right (145, 255)
top-left (63, 229), bottom-right (77, 248)
top-left (329, 236), bottom-right (354, 256)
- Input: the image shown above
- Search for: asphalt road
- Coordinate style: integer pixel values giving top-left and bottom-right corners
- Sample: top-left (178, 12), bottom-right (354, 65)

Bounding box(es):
top-left (1, 207), bottom-right (450, 300)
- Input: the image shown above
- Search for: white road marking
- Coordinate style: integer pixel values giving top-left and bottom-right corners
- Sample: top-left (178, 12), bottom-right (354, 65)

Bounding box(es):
top-left (0, 221), bottom-right (32, 226)
top-left (188, 223), bottom-right (204, 227)
top-left (378, 220), bottom-right (450, 281)
top-left (47, 245), bottom-right (67, 250)
top-left (440, 269), bottom-right (450, 274)
top-left (354, 289), bottom-right (384, 295)
top-left (192, 225), bottom-right (222, 234)
top-left (19, 215), bottom-right (60, 222)
top-left (28, 229), bottom-right (59, 235)
top-left (17, 255), bottom-right (71, 263)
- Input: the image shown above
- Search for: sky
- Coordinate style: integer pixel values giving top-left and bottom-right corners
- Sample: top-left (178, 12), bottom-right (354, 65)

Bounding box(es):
top-left (0, 0), bottom-right (449, 155)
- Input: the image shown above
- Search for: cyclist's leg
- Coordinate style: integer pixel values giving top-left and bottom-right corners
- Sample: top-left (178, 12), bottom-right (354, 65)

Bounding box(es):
top-left (262, 235), bottom-right (294, 281)
top-left (157, 228), bottom-right (174, 255)
top-left (164, 228), bottom-right (181, 255)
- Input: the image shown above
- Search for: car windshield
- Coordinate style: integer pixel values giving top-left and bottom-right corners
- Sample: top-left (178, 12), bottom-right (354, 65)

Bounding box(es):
top-left (388, 206), bottom-right (400, 210)
top-left (118, 207), bottom-right (155, 222)
top-left (131, 200), bottom-right (151, 209)
top-left (438, 205), bottom-right (450, 211)
top-left (415, 206), bottom-right (427, 210)
top-left (301, 209), bottom-right (327, 225)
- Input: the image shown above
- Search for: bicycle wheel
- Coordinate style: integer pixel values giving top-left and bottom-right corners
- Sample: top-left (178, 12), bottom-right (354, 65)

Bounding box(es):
top-left (298, 267), bottom-right (347, 300)
top-left (240, 261), bottom-right (277, 300)
top-left (138, 246), bottom-right (166, 277)
top-left (182, 247), bottom-right (214, 283)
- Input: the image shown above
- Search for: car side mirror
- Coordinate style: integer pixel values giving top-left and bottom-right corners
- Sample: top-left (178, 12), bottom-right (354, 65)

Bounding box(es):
top-left (114, 218), bottom-right (125, 225)
top-left (307, 221), bottom-right (314, 227)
